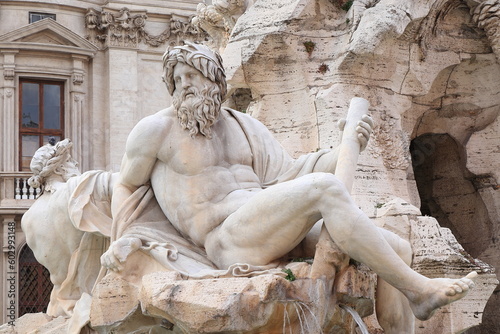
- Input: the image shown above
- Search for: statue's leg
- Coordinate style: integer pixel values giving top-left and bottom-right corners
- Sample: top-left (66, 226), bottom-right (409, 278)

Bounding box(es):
top-left (205, 173), bottom-right (331, 267)
top-left (294, 224), bottom-right (416, 332)
top-left (376, 228), bottom-right (415, 334)
top-left (317, 181), bottom-right (476, 321)
top-left (205, 172), bottom-right (475, 321)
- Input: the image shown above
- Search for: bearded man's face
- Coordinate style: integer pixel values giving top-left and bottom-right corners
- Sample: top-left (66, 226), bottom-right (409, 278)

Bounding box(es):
top-left (172, 62), bottom-right (222, 139)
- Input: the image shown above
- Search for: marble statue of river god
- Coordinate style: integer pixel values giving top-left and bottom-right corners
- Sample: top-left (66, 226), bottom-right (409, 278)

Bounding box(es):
top-left (22, 42), bottom-right (477, 334)
top-left (102, 42), bottom-right (476, 324)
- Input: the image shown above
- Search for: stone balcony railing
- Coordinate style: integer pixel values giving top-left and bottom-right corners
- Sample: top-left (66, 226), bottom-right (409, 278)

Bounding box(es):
top-left (0, 172), bottom-right (39, 213)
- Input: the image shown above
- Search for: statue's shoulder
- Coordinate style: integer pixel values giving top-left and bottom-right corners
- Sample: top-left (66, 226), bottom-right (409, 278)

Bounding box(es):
top-left (126, 107), bottom-right (174, 151)
top-left (131, 107), bottom-right (174, 136)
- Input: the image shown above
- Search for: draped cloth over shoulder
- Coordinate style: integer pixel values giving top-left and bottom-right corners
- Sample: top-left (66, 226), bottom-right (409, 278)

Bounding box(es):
top-left (226, 108), bottom-right (330, 186)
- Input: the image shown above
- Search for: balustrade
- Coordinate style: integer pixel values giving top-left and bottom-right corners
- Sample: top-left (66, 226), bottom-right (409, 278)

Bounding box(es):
top-left (14, 177), bottom-right (41, 199)
top-left (0, 173), bottom-right (40, 209)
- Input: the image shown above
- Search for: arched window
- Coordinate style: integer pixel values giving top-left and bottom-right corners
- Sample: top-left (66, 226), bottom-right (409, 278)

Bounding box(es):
top-left (18, 245), bottom-right (53, 316)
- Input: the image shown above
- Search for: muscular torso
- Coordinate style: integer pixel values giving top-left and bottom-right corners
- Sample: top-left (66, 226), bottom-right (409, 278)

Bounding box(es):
top-left (151, 108), bottom-right (262, 246)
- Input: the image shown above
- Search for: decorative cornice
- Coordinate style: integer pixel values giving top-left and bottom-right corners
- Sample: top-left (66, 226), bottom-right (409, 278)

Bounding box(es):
top-left (0, 42), bottom-right (96, 58)
top-left (85, 7), bottom-right (205, 49)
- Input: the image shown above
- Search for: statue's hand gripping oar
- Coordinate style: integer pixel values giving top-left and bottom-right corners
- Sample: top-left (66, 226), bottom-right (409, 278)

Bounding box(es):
top-left (310, 97), bottom-right (370, 280)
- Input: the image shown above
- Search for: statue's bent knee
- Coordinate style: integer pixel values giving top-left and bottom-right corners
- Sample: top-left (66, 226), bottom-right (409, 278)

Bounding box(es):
top-left (307, 173), bottom-right (348, 197)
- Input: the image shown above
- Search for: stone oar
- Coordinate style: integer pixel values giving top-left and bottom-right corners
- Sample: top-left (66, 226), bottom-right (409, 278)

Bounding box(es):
top-left (310, 97), bottom-right (369, 281)
top-left (334, 97), bottom-right (369, 193)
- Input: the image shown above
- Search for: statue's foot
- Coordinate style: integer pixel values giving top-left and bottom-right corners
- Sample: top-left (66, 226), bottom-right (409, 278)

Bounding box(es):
top-left (409, 271), bottom-right (477, 321)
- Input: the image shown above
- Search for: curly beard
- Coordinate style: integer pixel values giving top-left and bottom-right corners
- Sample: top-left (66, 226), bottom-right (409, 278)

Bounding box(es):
top-left (173, 83), bottom-right (222, 139)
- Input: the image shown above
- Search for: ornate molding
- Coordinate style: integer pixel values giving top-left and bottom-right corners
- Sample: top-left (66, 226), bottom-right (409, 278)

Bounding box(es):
top-left (192, 0), bottom-right (247, 51)
top-left (3, 67), bottom-right (14, 81)
top-left (3, 57), bottom-right (15, 80)
top-left (471, 0), bottom-right (500, 63)
top-left (72, 72), bottom-right (84, 85)
top-left (85, 7), bottom-right (205, 49)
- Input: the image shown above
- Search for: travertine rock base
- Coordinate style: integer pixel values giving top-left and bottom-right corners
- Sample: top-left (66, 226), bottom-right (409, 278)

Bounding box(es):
top-left (375, 199), bottom-right (498, 333)
top-left (2, 223), bottom-right (495, 334)
top-left (91, 259), bottom-right (377, 333)
top-left (0, 314), bottom-right (68, 334)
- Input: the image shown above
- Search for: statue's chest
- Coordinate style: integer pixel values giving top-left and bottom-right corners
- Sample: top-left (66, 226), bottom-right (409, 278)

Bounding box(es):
top-left (161, 126), bottom-right (253, 175)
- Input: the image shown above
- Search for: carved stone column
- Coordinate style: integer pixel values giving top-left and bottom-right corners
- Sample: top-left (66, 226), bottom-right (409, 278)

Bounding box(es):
top-left (1, 51), bottom-right (18, 171)
top-left (70, 93), bottom-right (85, 169)
top-left (70, 55), bottom-right (89, 171)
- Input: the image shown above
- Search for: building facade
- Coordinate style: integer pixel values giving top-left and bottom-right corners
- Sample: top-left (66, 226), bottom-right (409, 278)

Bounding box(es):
top-left (0, 0), bottom-right (201, 323)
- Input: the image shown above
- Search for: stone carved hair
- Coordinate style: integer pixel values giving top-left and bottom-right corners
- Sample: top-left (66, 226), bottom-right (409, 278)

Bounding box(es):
top-left (28, 139), bottom-right (81, 190)
top-left (162, 41), bottom-right (227, 100)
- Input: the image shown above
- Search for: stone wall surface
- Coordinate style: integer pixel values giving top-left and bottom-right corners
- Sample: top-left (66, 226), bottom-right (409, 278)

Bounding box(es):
top-left (219, 0), bottom-right (499, 333)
